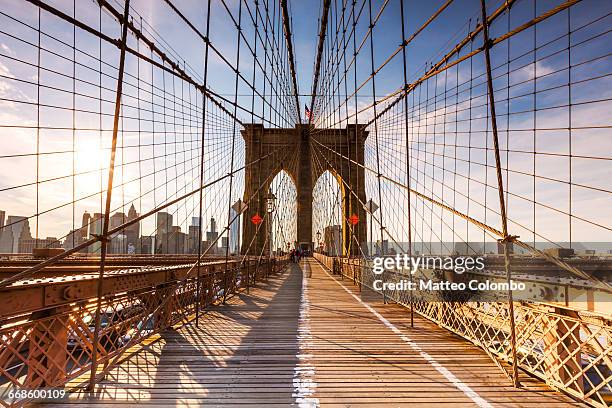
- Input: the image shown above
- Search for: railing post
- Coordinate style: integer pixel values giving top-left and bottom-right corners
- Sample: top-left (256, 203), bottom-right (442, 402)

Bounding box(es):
top-left (223, 264), bottom-right (229, 304)
top-left (357, 259), bottom-right (366, 293)
top-left (26, 309), bottom-right (68, 388)
top-left (246, 261), bottom-right (251, 293)
top-left (544, 306), bottom-right (584, 394)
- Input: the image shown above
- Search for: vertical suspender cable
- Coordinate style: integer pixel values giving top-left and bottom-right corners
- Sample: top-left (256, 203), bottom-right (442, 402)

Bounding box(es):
top-left (196, 0), bottom-right (213, 327)
top-left (399, 0), bottom-right (414, 327)
top-left (224, 0), bottom-right (243, 303)
top-left (479, 0), bottom-right (520, 388)
top-left (88, 0), bottom-right (131, 391)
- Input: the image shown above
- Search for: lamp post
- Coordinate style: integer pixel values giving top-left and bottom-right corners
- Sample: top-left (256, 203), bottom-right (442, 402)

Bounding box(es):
top-left (263, 190), bottom-right (277, 276)
top-left (264, 191), bottom-right (277, 215)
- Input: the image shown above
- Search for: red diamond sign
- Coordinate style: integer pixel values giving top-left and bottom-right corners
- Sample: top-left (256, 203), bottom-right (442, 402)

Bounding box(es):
top-left (250, 213), bottom-right (263, 225)
top-left (348, 214), bottom-right (359, 225)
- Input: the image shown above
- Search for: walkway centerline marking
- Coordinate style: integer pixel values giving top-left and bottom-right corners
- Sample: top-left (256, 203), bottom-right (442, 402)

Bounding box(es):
top-left (293, 260), bottom-right (319, 407)
top-left (317, 259), bottom-right (493, 408)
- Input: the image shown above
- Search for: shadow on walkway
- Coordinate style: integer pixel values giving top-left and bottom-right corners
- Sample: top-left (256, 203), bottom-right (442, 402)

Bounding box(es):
top-left (73, 264), bottom-right (303, 406)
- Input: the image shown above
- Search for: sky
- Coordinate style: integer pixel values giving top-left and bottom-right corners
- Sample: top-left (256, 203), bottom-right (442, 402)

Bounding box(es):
top-left (0, 0), bottom-right (610, 249)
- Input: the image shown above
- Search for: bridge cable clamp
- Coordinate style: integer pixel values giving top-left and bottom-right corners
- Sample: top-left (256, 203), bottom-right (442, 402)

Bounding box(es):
top-left (498, 235), bottom-right (519, 244)
top-left (91, 234), bottom-right (109, 243)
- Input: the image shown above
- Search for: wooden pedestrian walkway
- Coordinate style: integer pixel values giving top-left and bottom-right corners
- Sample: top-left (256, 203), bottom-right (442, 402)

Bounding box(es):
top-left (44, 258), bottom-right (581, 407)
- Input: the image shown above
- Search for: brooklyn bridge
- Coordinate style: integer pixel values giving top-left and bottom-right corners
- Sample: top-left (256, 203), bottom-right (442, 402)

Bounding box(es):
top-left (0, 0), bottom-right (610, 406)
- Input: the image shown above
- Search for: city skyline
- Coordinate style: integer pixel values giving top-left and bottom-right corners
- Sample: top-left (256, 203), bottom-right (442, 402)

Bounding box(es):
top-left (0, 205), bottom-right (238, 255)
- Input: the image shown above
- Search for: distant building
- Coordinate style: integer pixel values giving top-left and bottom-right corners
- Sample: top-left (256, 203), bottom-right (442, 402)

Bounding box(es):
top-left (0, 216), bottom-right (32, 253)
top-left (206, 217), bottom-right (218, 241)
top-left (206, 217), bottom-right (219, 254)
top-left (110, 212), bottom-right (126, 230)
top-left (140, 236), bottom-right (154, 254)
top-left (19, 237), bottom-right (61, 254)
top-left (63, 211), bottom-right (92, 252)
top-left (191, 217), bottom-right (201, 227)
top-left (201, 240), bottom-right (212, 254)
top-left (109, 234), bottom-right (127, 254)
top-left (155, 212), bottom-right (173, 254)
top-left (105, 205), bottom-right (141, 254)
top-left (167, 225), bottom-right (186, 254)
top-left (125, 204), bottom-right (140, 252)
top-left (496, 241), bottom-right (514, 255)
top-left (229, 208), bottom-right (240, 254)
top-left (156, 212), bottom-right (172, 236)
top-left (454, 242), bottom-right (484, 255)
top-left (324, 225), bottom-right (342, 256)
top-left (109, 212), bottom-right (127, 254)
top-left (382, 239), bottom-right (389, 255)
top-left (221, 236), bottom-right (229, 254)
top-left (188, 225), bottom-right (200, 254)
top-left (89, 213), bottom-right (103, 254)
top-left (81, 211), bottom-right (91, 241)
top-left (0, 210), bottom-right (5, 247)
top-left (64, 229), bottom-right (83, 251)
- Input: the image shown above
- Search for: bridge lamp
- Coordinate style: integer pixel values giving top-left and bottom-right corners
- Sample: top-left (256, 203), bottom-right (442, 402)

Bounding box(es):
top-left (264, 191), bottom-right (277, 214)
top-left (263, 191), bottom-right (276, 259)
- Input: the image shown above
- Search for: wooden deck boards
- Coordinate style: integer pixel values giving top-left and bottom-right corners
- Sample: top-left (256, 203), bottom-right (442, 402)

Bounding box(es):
top-left (40, 258), bottom-right (581, 407)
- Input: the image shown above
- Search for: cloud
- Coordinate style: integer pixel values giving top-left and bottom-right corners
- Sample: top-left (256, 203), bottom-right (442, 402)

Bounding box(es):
top-left (0, 43), bottom-right (15, 57)
top-left (510, 61), bottom-right (555, 85)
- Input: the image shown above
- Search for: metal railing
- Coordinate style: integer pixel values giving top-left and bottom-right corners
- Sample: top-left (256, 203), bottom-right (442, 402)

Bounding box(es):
top-left (0, 257), bottom-right (288, 407)
top-left (314, 253), bottom-right (611, 408)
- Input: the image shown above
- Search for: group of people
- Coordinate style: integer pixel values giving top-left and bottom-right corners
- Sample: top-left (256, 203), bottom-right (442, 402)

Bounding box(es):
top-left (290, 247), bottom-right (305, 263)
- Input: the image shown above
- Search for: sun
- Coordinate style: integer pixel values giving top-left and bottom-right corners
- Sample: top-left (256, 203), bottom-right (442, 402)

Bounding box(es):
top-left (75, 139), bottom-right (107, 174)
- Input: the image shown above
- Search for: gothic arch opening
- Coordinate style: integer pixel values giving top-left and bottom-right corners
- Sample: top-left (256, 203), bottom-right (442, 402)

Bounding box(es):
top-left (269, 170), bottom-right (297, 254)
top-left (312, 170), bottom-right (344, 256)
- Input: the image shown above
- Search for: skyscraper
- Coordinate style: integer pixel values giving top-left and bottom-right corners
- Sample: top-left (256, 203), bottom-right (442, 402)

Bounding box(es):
top-left (0, 216), bottom-right (32, 253)
top-left (64, 211), bottom-right (91, 251)
top-left (89, 213), bottom-right (103, 254)
top-left (80, 211), bottom-right (91, 241)
top-left (126, 204), bottom-right (140, 253)
top-left (167, 225), bottom-right (186, 254)
top-left (221, 236), bottom-right (229, 254)
top-left (206, 217), bottom-right (218, 254)
top-left (156, 212), bottom-right (173, 237)
top-left (108, 212), bottom-right (128, 254)
top-left (229, 208), bottom-right (240, 254)
top-left (191, 217), bottom-right (201, 227)
top-left (155, 212), bottom-right (173, 254)
top-left (206, 217), bottom-right (218, 240)
top-left (187, 216), bottom-right (202, 254)
top-left (210, 217), bottom-right (217, 233)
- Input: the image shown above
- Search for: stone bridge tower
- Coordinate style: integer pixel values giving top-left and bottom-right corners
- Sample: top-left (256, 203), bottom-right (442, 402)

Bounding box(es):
top-left (241, 123), bottom-right (368, 257)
